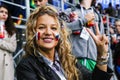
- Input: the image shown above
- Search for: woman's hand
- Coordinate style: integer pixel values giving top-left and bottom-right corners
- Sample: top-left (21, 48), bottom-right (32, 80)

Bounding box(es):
top-left (86, 23), bottom-right (108, 56)
top-left (86, 22), bottom-right (109, 71)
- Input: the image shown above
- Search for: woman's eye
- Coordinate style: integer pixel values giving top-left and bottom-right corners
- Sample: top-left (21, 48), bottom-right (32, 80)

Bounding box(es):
top-left (0, 11), bottom-right (8, 15)
top-left (0, 11), bottom-right (3, 13)
top-left (38, 26), bottom-right (45, 29)
top-left (51, 27), bottom-right (57, 30)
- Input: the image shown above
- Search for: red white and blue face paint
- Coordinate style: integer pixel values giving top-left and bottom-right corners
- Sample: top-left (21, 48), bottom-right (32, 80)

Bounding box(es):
top-left (54, 32), bottom-right (60, 41)
top-left (36, 32), bottom-right (40, 40)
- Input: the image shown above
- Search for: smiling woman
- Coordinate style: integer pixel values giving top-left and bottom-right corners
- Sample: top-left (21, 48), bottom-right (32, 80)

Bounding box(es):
top-left (16, 5), bottom-right (113, 80)
top-left (16, 6), bottom-right (77, 80)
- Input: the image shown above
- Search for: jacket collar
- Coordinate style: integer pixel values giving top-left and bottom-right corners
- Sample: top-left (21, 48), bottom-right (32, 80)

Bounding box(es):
top-left (37, 51), bottom-right (60, 67)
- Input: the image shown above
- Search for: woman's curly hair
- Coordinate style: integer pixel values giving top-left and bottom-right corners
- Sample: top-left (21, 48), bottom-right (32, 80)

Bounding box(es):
top-left (25, 6), bottom-right (80, 80)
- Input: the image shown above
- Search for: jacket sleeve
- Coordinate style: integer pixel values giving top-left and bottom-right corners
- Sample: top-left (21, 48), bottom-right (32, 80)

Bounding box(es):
top-left (76, 62), bottom-right (113, 80)
top-left (76, 62), bottom-right (92, 80)
top-left (92, 66), bottom-right (113, 80)
top-left (16, 60), bottom-right (39, 80)
top-left (67, 19), bottom-right (85, 31)
top-left (0, 33), bottom-right (17, 53)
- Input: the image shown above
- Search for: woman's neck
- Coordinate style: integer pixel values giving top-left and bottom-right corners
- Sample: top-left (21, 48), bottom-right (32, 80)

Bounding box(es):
top-left (81, 0), bottom-right (92, 9)
top-left (39, 48), bottom-right (55, 61)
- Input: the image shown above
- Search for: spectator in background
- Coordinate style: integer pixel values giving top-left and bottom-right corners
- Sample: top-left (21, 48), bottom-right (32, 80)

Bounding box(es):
top-left (4, 0), bottom-right (26, 60)
top-left (110, 19), bottom-right (120, 51)
top-left (106, 2), bottom-right (116, 24)
top-left (33, 0), bottom-right (54, 8)
top-left (106, 2), bottom-right (116, 18)
top-left (34, 0), bottom-right (48, 7)
top-left (65, 0), bottom-right (116, 79)
top-left (0, 4), bottom-right (17, 80)
top-left (96, 3), bottom-right (103, 14)
top-left (66, 0), bottom-right (105, 70)
top-left (115, 4), bottom-right (120, 19)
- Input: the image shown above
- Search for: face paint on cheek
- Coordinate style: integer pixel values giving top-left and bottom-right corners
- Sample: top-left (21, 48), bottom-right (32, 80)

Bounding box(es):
top-left (36, 32), bottom-right (40, 40)
top-left (54, 32), bottom-right (60, 41)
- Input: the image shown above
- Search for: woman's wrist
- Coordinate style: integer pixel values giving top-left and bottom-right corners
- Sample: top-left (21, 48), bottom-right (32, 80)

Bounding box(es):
top-left (96, 60), bottom-right (108, 65)
top-left (96, 53), bottom-right (108, 72)
top-left (96, 63), bottom-right (107, 72)
top-left (97, 53), bottom-right (109, 65)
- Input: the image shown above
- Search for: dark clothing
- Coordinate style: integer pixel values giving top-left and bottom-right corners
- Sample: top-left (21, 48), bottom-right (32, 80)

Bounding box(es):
top-left (16, 54), bottom-right (113, 80)
top-left (113, 42), bottom-right (120, 80)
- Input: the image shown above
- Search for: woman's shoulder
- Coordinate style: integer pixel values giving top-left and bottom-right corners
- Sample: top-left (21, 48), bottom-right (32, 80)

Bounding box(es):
top-left (17, 54), bottom-right (36, 67)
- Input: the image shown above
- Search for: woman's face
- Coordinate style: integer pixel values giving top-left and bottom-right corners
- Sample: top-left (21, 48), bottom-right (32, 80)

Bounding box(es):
top-left (36, 14), bottom-right (59, 50)
top-left (0, 7), bottom-right (8, 21)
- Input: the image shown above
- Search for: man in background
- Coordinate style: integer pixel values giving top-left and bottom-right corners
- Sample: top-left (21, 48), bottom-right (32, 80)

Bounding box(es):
top-left (34, 0), bottom-right (48, 7)
top-left (66, 1), bottom-right (117, 80)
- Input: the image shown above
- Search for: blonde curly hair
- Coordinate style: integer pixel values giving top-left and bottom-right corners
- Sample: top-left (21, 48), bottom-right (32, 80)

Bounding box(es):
top-left (25, 6), bottom-right (80, 80)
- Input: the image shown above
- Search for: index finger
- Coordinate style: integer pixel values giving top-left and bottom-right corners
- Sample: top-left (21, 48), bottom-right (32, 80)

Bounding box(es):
top-left (95, 22), bottom-right (100, 35)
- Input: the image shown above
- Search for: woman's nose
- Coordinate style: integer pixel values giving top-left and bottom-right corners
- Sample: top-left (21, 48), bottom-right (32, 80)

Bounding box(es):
top-left (45, 28), bottom-right (52, 35)
top-left (3, 12), bottom-right (6, 16)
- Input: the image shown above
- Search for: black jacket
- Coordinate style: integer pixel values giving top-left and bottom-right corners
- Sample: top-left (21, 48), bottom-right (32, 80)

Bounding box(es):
top-left (16, 54), bottom-right (113, 80)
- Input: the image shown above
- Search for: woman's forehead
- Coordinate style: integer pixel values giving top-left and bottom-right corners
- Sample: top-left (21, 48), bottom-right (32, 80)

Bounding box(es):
top-left (36, 14), bottom-right (59, 26)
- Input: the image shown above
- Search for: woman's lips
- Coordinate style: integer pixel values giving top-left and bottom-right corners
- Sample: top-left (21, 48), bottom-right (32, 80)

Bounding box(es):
top-left (1, 18), bottom-right (6, 21)
top-left (43, 38), bottom-right (53, 43)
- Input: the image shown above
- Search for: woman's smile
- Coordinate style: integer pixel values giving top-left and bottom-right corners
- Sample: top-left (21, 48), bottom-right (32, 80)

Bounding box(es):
top-left (42, 37), bottom-right (53, 43)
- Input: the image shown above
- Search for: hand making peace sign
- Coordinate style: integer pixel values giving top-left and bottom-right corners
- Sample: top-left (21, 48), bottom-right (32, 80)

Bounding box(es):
top-left (86, 22), bottom-right (108, 57)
